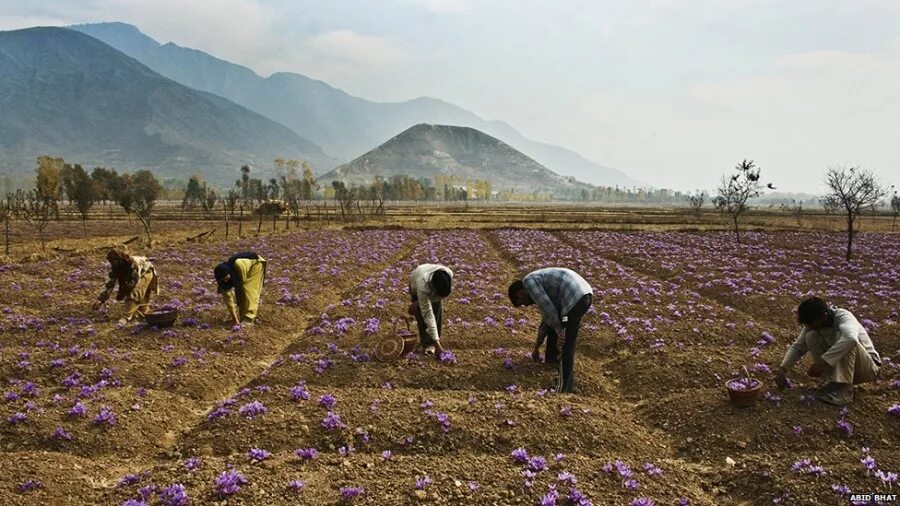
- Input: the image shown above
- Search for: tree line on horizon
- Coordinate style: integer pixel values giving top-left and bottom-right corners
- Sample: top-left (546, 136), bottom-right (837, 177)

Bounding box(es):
top-left (1, 155), bottom-right (898, 260)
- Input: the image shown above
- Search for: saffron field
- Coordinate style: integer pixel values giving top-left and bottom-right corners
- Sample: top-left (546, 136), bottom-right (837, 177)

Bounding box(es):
top-left (0, 229), bottom-right (897, 505)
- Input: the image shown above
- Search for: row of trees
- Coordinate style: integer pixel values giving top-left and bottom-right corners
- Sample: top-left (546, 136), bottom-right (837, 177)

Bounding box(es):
top-left (711, 159), bottom-right (895, 260)
top-left (4, 157), bottom-right (161, 251)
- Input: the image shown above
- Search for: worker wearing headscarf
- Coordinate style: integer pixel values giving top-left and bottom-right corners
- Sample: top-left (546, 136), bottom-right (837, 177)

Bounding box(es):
top-left (94, 245), bottom-right (159, 324)
top-left (214, 251), bottom-right (267, 326)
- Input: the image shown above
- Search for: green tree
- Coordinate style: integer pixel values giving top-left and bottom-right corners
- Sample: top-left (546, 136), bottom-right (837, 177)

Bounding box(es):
top-left (61, 163), bottom-right (99, 233)
top-left (35, 156), bottom-right (64, 219)
top-left (114, 170), bottom-right (162, 246)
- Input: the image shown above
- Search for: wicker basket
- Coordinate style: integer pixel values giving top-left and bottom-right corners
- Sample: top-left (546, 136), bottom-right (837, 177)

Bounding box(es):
top-left (375, 318), bottom-right (417, 362)
top-left (145, 310), bottom-right (178, 328)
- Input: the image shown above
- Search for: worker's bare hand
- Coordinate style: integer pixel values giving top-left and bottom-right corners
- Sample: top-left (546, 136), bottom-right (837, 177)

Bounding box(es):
top-left (774, 368), bottom-right (788, 389)
top-left (807, 360), bottom-right (828, 378)
top-left (434, 341), bottom-right (444, 355)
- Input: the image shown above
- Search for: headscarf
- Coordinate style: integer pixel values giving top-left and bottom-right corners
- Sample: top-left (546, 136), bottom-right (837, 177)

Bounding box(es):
top-left (107, 245), bottom-right (136, 300)
top-left (214, 251), bottom-right (260, 299)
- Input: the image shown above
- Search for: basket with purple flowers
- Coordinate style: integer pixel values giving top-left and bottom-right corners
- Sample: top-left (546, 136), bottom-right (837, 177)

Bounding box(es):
top-left (725, 367), bottom-right (763, 407)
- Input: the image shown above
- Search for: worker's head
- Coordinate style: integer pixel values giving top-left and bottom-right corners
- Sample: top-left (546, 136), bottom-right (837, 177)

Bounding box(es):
top-left (508, 280), bottom-right (533, 307)
top-left (106, 245), bottom-right (129, 269)
top-left (797, 297), bottom-right (830, 329)
top-left (213, 263), bottom-right (233, 292)
top-left (431, 270), bottom-right (452, 298)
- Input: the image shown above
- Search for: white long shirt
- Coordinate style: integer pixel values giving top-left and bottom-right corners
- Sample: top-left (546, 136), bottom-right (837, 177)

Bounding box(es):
top-left (780, 308), bottom-right (881, 369)
top-left (409, 264), bottom-right (454, 343)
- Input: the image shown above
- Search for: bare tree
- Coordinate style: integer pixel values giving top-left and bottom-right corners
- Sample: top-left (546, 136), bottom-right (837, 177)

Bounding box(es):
top-left (9, 189), bottom-right (54, 251)
top-left (822, 166), bottom-right (887, 261)
top-left (890, 188), bottom-right (899, 233)
top-left (687, 193), bottom-right (704, 217)
top-left (1, 197), bottom-right (9, 255)
top-left (712, 159), bottom-right (770, 244)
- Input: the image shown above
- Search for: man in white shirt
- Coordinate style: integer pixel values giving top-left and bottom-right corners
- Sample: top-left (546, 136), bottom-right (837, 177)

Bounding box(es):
top-left (409, 264), bottom-right (454, 356)
top-left (775, 297), bottom-right (881, 405)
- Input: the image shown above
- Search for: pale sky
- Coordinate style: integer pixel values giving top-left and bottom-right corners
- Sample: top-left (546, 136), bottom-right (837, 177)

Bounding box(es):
top-left (2, 0), bottom-right (899, 192)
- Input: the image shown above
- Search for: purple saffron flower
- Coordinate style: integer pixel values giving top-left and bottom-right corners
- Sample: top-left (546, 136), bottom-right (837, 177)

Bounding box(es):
top-left (321, 411), bottom-right (347, 431)
top-left (860, 455), bottom-right (877, 472)
top-left (643, 462), bottom-right (663, 476)
top-left (18, 479), bottom-right (44, 493)
top-left (791, 459), bottom-right (811, 472)
top-left (287, 480), bottom-right (305, 492)
top-left (831, 484), bottom-right (851, 496)
top-left (92, 406), bottom-right (117, 426)
top-left (247, 448), bottom-right (271, 461)
top-left (318, 393), bottom-right (337, 409)
top-left (53, 426), bottom-right (73, 441)
top-left (207, 406), bottom-right (229, 420)
top-left (624, 479), bottom-right (640, 490)
top-left (560, 405), bottom-right (573, 417)
top-left (630, 498), bottom-right (655, 506)
top-left (836, 418), bottom-right (853, 436)
top-left (339, 486), bottom-right (364, 501)
top-left (69, 401), bottom-right (88, 418)
top-left (214, 469), bottom-right (248, 496)
top-left (184, 457), bottom-right (202, 472)
top-left (158, 484), bottom-right (189, 506)
top-left (381, 450), bottom-right (392, 461)
top-left (511, 448), bottom-right (529, 464)
top-left (557, 471), bottom-right (577, 485)
top-left (290, 383), bottom-right (310, 401)
top-left (8, 412), bottom-right (27, 424)
top-left (439, 350), bottom-right (458, 364)
top-left (468, 481), bottom-right (479, 491)
top-left (888, 404), bottom-right (900, 416)
top-left (238, 400), bottom-right (268, 419)
top-left (414, 475), bottom-right (433, 490)
top-left (541, 489), bottom-right (559, 506)
top-left (295, 447), bottom-right (319, 460)
top-left (123, 500), bottom-right (148, 506)
top-left (528, 456), bottom-right (549, 472)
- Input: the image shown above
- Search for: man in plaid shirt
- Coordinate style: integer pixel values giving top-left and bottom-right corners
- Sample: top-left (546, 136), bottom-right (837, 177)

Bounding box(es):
top-left (508, 268), bottom-right (593, 393)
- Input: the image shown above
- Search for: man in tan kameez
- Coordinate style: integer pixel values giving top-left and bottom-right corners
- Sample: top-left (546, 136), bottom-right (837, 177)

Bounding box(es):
top-left (214, 251), bottom-right (267, 326)
top-left (94, 246), bottom-right (159, 325)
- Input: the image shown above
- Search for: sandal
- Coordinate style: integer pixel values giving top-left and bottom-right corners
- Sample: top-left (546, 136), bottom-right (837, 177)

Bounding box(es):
top-left (817, 389), bottom-right (853, 406)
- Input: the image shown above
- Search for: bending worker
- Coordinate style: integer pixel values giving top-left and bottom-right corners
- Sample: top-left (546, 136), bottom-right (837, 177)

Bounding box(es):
top-left (214, 251), bottom-right (267, 326)
top-left (409, 263), bottom-right (453, 356)
top-left (94, 245), bottom-right (159, 325)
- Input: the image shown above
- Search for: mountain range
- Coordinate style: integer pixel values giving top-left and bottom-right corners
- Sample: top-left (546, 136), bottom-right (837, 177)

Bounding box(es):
top-left (321, 124), bottom-right (591, 196)
top-left (0, 27), bottom-right (334, 181)
top-left (70, 22), bottom-right (639, 188)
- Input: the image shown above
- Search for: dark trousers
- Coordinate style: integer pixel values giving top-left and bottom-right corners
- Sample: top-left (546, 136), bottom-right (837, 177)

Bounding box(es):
top-left (548, 294), bottom-right (592, 393)
top-left (411, 295), bottom-right (442, 348)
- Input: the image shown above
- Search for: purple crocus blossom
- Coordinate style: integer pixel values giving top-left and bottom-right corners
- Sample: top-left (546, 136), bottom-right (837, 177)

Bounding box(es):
top-left (287, 480), bottom-right (305, 492)
top-left (8, 412), bottom-right (27, 424)
top-left (414, 475), bottom-right (433, 490)
top-left (318, 394), bottom-right (337, 409)
top-left (18, 479), bottom-right (44, 493)
top-left (290, 383), bottom-right (310, 401)
top-left (184, 457), bottom-right (202, 472)
top-left (888, 404), bottom-right (900, 416)
top-left (238, 400), bottom-right (268, 419)
top-left (511, 448), bottom-right (529, 464)
top-left (158, 484), bottom-right (189, 506)
top-left (339, 486), bottom-right (364, 501)
top-left (247, 448), bottom-right (271, 461)
top-left (321, 411), bottom-right (347, 430)
top-left (92, 406), bottom-right (117, 426)
top-left (214, 469), bottom-right (248, 496)
top-left (630, 498), bottom-right (655, 506)
top-left (439, 350), bottom-right (458, 364)
top-left (295, 447), bottom-right (319, 460)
